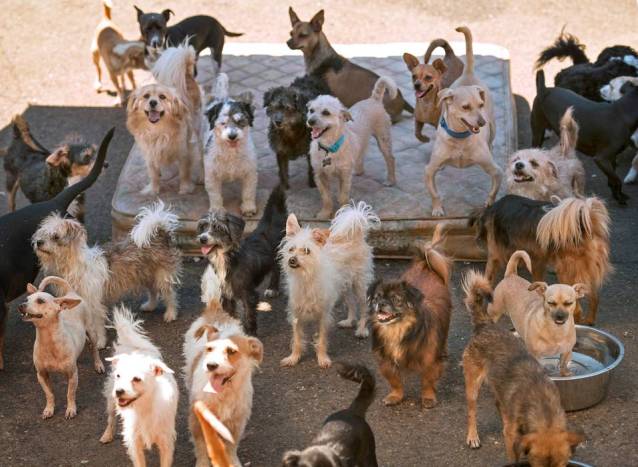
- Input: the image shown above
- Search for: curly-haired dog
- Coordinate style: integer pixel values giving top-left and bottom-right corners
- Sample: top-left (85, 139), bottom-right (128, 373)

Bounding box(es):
top-left (263, 74), bottom-right (330, 188)
top-left (99, 306), bottom-right (178, 467)
top-left (368, 224), bottom-right (451, 408)
top-left (19, 277), bottom-right (104, 419)
top-left (184, 300), bottom-right (263, 467)
top-left (470, 195), bottom-right (611, 325)
top-left (307, 77), bottom-right (396, 218)
top-left (280, 202), bottom-right (378, 368)
top-left (33, 201), bottom-right (182, 348)
top-left (462, 271), bottom-right (584, 465)
top-left (282, 363), bottom-right (378, 467)
top-left (507, 107), bottom-right (585, 201)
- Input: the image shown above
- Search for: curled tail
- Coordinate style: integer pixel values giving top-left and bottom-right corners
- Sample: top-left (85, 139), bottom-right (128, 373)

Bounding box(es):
top-left (131, 200), bottom-right (179, 248)
top-left (424, 39), bottom-right (455, 64)
top-left (12, 114), bottom-right (47, 153)
top-left (261, 184), bottom-right (287, 224)
top-left (102, 0), bottom-right (112, 20)
top-left (559, 107), bottom-right (579, 158)
top-left (535, 70), bottom-right (548, 99)
top-left (417, 224), bottom-right (452, 286)
top-left (112, 305), bottom-right (160, 355)
top-left (371, 76), bottom-right (398, 101)
top-left (462, 270), bottom-right (493, 328)
top-left (335, 362), bottom-right (375, 417)
top-left (505, 250), bottom-right (532, 277)
top-left (152, 43), bottom-right (196, 100)
top-left (456, 26), bottom-right (475, 77)
top-left (468, 207), bottom-right (488, 247)
top-left (223, 27), bottom-right (243, 38)
top-left (330, 201), bottom-right (379, 242)
top-left (536, 30), bottom-right (589, 69)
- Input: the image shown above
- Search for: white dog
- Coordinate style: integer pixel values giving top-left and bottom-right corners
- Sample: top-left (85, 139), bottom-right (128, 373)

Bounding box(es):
top-left (100, 306), bottom-right (178, 467)
top-left (306, 77), bottom-right (396, 218)
top-left (204, 73), bottom-right (258, 216)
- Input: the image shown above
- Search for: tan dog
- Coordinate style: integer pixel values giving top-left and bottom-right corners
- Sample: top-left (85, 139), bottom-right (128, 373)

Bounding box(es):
top-left (490, 251), bottom-right (585, 376)
top-left (91, 0), bottom-right (146, 105)
top-left (424, 26), bottom-right (501, 216)
top-left (403, 39), bottom-right (464, 142)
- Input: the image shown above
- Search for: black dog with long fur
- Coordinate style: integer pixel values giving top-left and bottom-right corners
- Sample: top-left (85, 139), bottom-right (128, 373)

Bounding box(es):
top-left (0, 127), bottom-right (113, 370)
top-left (263, 75), bottom-right (330, 189)
top-left (282, 363), bottom-right (378, 467)
top-left (197, 185), bottom-right (287, 335)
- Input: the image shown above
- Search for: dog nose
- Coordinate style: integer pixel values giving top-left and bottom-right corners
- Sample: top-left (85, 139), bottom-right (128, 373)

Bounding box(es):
top-left (515, 161), bottom-right (524, 170)
top-left (199, 235), bottom-right (208, 245)
top-left (17, 303), bottom-right (26, 313)
top-left (286, 39), bottom-right (294, 49)
top-left (207, 363), bottom-right (219, 372)
top-left (228, 132), bottom-right (238, 141)
top-left (478, 116), bottom-right (486, 127)
top-left (274, 118), bottom-right (283, 127)
top-left (150, 38), bottom-right (161, 48)
top-left (149, 99), bottom-right (158, 109)
top-left (414, 80), bottom-right (422, 89)
top-left (307, 117), bottom-right (317, 126)
top-left (554, 311), bottom-right (568, 323)
top-left (115, 389), bottom-right (125, 397)
top-left (288, 257), bottom-right (299, 268)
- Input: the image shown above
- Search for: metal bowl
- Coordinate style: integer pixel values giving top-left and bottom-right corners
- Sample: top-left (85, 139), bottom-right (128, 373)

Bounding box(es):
top-left (541, 325), bottom-right (624, 411)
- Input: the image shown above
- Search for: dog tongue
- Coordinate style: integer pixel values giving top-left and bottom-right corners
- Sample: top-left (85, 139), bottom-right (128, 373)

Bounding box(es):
top-left (416, 90), bottom-right (427, 98)
top-left (201, 245), bottom-right (213, 256)
top-left (204, 375), bottom-right (226, 394)
top-left (148, 110), bottom-right (161, 123)
top-left (311, 127), bottom-right (322, 139)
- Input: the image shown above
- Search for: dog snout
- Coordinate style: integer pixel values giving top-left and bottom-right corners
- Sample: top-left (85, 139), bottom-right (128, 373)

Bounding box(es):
top-left (307, 116), bottom-right (317, 126)
top-left (207, 363), bottom-right (219, 372)
top-left (286, 38), bottom-right (295, 49)
top-left (17, 303), bottom-right (26, 314)
top-left (515, 161), bottom-right (525, 171)
top-left (115, 389), bottom-right (125, 397)
top-left (414, 80), bottom-right (422, 89)
top-left (227, 131), bottom-right (238, 141)
top-left (477, 115), bottom-right (486, 127)
top-left (273, 116), bottom-right (283, 127)
top-left (198, 235), bottom-right (209, 245)
top-left (149, 99), bottom-right (158, 109)
top-left (553, 310), bottom-right (569, 324)
top-left (150, 37), bottom-right (161, 48)
top-left (288, 256), bottom-right (299, 268)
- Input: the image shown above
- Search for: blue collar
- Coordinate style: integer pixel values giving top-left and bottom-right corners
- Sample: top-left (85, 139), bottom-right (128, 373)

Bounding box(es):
top-left (318, 134), bottom-right (345, 154)
top-left (440, 116), bottom-right (472, 139)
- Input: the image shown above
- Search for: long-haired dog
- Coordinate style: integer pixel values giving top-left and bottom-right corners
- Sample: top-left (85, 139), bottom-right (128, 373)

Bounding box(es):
top-left (307, 77), bottom-right (396, 218)
top-left (184, 300), bottom-right (263, 467)
top-left (368, 224), bottom-right (452, 408)
top-left (282, 363), bottom-right (378, 467)
top-left (470, 194), bottom-right (611, 325)
top-left (280, 202), bottom-right (378, 368)
top-left (507, 107), bottom-right (585, 201)
top-left (462, 271), bottom-right (584, 466)
top-left (197, 185), bottom-right (287, 335)
top-left (204, 73), bottom-right (258, 216)
top-left (99, 306), bottom-right (178, 467)
top-left (33, 201), bottom-right (182, 348)
top-left (19, 276), bottom-right (104, 419)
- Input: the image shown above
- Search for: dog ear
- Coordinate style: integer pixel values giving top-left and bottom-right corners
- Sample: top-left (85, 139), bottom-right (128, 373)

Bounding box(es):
top-left (171, 94), bottom-right (188, 121)
top-left (134, 5), bottom-right (144, 20)
top-left (237, 99), bottom-right (255, 126)
top-left (366, 279), bottom-right (381, 305)
top-left (474, 85), bottom-right (486, 104)
top-left (262, 89), bottom-right (273, 108)
top-left (194, 324), bottom-right (220, 341)
top-left (528, 281), bottom-right (548, 295)
top-left (513, 433), bottom-right (535, 461)
top-left (433, 58), bottom-right (448, 74)
top-left (401, 281), bottom-right (423, 308)
top-left (206, 102), bottom-right (224, 125)
top-left (161, 9), bottom-right (174, 22)
top-left (282, 450), bottom-right (301, 467)
top-left (54, 296), bottom-right (82, 311)
top-left (246, 337), bottom-right (264, 364)
top-left (26, 283), bottom-right (38, 295)
top-left (341, 109), bottom-right (353, 122)
top-left (310, 9), bottom-right (324, 32)
top-left (46, 146), bottom-right (71, 167)
top-left (403, 53), bottom-right (419, 71)
top-left (152, 360), bottom-right (174, 376)
top-left (547, 160), bottom-right (559, 179)
top-left (236, 91), bottom-right (254, 106)
top-left (288, 7), bottom-right (300, 26)
top-left (105, 356), bottom-right (119, 365)
top-left (127, 88), bottom-right (142, 114)
top-left (437, 88), bottom-right (454, 107)
top-left (286, 214), bottom-right (301, 236)
top-left (311, 228), bottom-right (330, 246)
top-left (572, 283), bottom-right (589, 299)
top-left (226, 213), bottom-right (246, 246)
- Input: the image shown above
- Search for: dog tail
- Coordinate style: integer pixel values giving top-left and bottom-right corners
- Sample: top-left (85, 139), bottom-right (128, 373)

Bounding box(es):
top-left (462, 270), bottom-right (493, 328)
top-left (151, 43), bottom-right (196, 101)
top-left (559, 107), bottom-right (579, 158)
top-left (222, 27), bottom-right (243, 38)
top-left (261, 184), bottom-right (287, 224)
top-left (330, 201), bottom-right (379, 243)
top-left (535, 70), bottom-right (548, 99)
top-left (456, 26), bottom-right (475, 77)
top-left (213, 73), bottom-right (230, 101)
top-left (11, 114), bottom-right (47, 153)
top-left (371, 76), bottom-right (398, 101)
top-left (504, 250), bottom-right (532, 277)
top-left (131, 200), bottom-right (179, 248)
top-left (424, 39), bottom-right (455, 64)
top-left (467, 207), bottom-right (488, 247)
top-left (102, 0), bottom-right (112, 20)
top-left (416, 224), bottom-right (452, 286)
top-left (112, 305), bottom-right (159, 355)
top-left (336, 362), bottom-right (375, 417)
top-left (536, 29), bottom-right (589, 69)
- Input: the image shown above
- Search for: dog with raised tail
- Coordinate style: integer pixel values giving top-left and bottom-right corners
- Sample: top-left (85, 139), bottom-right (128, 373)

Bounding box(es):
top-left (99, 306), bottom-right (178, 467)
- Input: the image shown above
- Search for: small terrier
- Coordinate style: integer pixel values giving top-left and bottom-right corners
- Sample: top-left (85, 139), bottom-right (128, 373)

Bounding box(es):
top-left (280, 202), bottom-right (378, 368)
top-left (19, 276), bottom-right (104, 420)
top-left (307, 78), bottom-right (396, 218)
top-left (100, 306), bottom-right (178, 467)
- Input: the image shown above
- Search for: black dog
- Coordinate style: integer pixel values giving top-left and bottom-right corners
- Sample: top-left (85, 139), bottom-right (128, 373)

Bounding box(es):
top-left (282, 362), bottom-right (378, 467)
top-left (536, 31), bottom-right (638, 101)
top-left (134, 6), bottom-right (242, 69)
top-left (531, 70), bottom-right (638, 203)
top-left (197, 185), bottom-right (287, 335)
top-left (0, 128), bottom-right (113, 370)
top-left (263, 75), bottom-right (330, 189)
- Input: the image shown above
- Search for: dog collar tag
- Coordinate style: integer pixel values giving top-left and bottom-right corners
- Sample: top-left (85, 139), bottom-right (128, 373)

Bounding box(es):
top-left (322, 157), bottom-right (332, 167)
top-left (318, 134), bottom-right (345, 154)
top-left (440, 116), bottom-right (472, 139)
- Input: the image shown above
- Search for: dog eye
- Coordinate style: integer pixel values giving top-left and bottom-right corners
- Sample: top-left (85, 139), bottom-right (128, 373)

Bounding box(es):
top-left (143, 93), bottom-right (150, 99)
top-left (308, 108), bottom-right (314, 114)
top-left (299, 33), bottom-right (307, 38)
top-left (288, 247), bottom-right (294, 253)
top-left (303, 248), bottom-right (310, 255)
top-left (159, 94), bottom-right (166, 100)
top-left (36, 298), bottom-right (45, 305)
top-left (116, 374), bottom-right (120, 378)
top-left (564, 301), bottom-right (574, 306)
top-left (52, 234), bottom-right (60, 241)
top-left (322, 110), bottom-right (330, 116)
top-left (227, 348), bottom-right (237, 355)
top-left (425, 76), bottom-right (432, 81)
top-left (132, 377), bottom-right (141, 383)
top-left (547, 301), bottom-right (557, 306)
top-left (462, 104), bottom-right (471, 111)
top-left (479, 103), bottom-right (484, 108)
top-left (206, 347), bottom-right (212, 353)
top-left (530, 160), bottom-right (539, 168)
top-left (412, 74), bottom-right (417, 80)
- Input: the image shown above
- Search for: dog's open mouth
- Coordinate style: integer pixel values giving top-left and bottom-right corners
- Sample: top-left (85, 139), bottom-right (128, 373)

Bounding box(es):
top-left (554, 318), bottom-right (567, 325)
top-left (117, 396), bottom-right (139, 408)
top-left (201, 244), bottom-right (221, 256)
top-left (310, 126), bottom-right (329, 139)
top-left (461, 118), bottom-right (480, 134)
top-left (20, 310), bottom-right (42, 321)
top-left (513, 172), bottom-right (534, 183)
top-left (416, 85), bottom-right (433, 99)
top-left (376, 309), bottom-right (399, 324)
top-left (36, 247), bottom-right (52, 255)
top-left (145, 110), bottom-right (164, 124)
top-left (204, 372), bottom-right (235, 394)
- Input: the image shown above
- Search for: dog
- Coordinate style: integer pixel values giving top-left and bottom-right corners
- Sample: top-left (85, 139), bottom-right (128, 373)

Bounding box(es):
top-left (282, 363), bottom-right (378, 467)
top-left (368, 224), bottom-right (451, 408)
top-left (18, 276), bottom-right (104, 419)
top-left (470, 194), bottom-right (611, 325)
top-left (403, 39), bottom-right (464, 142)
top-left (462, 270), bottom-right (584, 465)
top-left (280, 202), bottom-right (378, 368)
top-left (33, 201), bottom-right (182, 348)
top-left (0, 127), bottom-right (112, 370)
top-left (2, 115), bottom-right (97, 217)
top-left (307, 78), bottom-right (396, 218)
top-left (536, 30), bottom-right (638, 101)
top-left (204, 74), bottom-right (257, 215)
top-left (507, 107), bottom-right (585, 201)
top-left (197, 185), bottom-right (287, 335)
top-left (99, 306), bottom-right (178, 467)
top-left (134, 6), bottom-right (242, 70)
top-left (490, 251), bottom-right (584, 377)
top-left (531, 70), bottom-right (638, 203)
top-left (425, 26), bottom-right (501, 217)
top-left (287, 8), bottom-right (412, 123)
top-left (91, 0), bottom-right (146, 105)
top-left (263, 74), bottom-right (330, 189)
top-left (184, 299), bottom-right (263, 467)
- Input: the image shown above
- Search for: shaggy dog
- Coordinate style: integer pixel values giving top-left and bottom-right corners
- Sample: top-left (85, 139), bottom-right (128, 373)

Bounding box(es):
top-left (368, 224), bottom-right (452, 408)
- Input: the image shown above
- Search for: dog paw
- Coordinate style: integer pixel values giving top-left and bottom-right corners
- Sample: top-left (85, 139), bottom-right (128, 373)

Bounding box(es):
top-left (99, 432), bottom-right (114, 444)
top-left (179, 182), bottom-right (196, 195)
top-left (42, 406), bottom-right (54, 419)
top-left (65, 406), bottom-right (77, 419)
top-left (241, 207), bottom-right (257, 217)
top-left (263, 289), bottom-right (279, 298)
top-left (431, 206), bottom-right (445, 217)
top-left (140, 301), bottom-right (157, 312)
top-left (317, 355), bottom-right (332, 368)
top-left (355, 327), bottom-right (369, 339)
top-left (94, 81), bottom-right (104, 92)
top-left (484, 197), bottom-right (496, 207)
top-left (337, 319), bottom-right (355, 329)
top-left (382, 394), bottom-right (403, 406)
top-left (560, 368), bottom-right (573, 377)
top-left (163, 310), bottom-right (177, 323)
top-left (466, 434), bottom-right (481, 449)
top-left (383, 179), bottom-right (396, 187)
top-left (95, 360), bottom-right (105, 374)
top-left (280, 355), bottom-right (300, 367)
top-left (421, 397), bottom-right (438, 409)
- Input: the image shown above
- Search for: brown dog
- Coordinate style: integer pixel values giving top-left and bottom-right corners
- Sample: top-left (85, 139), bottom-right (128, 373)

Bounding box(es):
top-left (462, 270), bottom-right (584, 466)
top-left (369, 225), bottom-right (451, 408)
top-left (287, 8), bottom-right (413, 123)
top-left (403, 39), bottom-right (464, 142)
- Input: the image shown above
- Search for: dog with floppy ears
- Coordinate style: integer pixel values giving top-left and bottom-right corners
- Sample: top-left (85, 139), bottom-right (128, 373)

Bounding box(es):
top-left (99, 306), bottom-right (178, 467)
top-left (280, 202), bottom-right (378, 368)
top-left (307, 77), bottom-right (396, 218)
top-left (462, 270), bottom-right (584, 466)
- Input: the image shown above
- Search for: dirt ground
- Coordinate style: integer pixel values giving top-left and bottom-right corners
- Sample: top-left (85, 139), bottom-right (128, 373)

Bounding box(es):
top-left (0, 1), bottom-right (637, 466)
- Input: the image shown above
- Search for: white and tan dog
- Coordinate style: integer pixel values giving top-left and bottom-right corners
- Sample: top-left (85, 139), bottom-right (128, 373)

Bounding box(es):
top-left (18, 277), bottom-right (104, 420)
top-left (280, 202), bottom-right (378, 368)
top-left (99, 306), bottom-right (178, 467)
top-left (489, 250), bottom-right (586, 376)
top-left (306, 77), bottom-right (396, 219)
top-left (507, 107), bottom-right (585, 201)
top-left (425, 26), bottom-right (501, 216)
